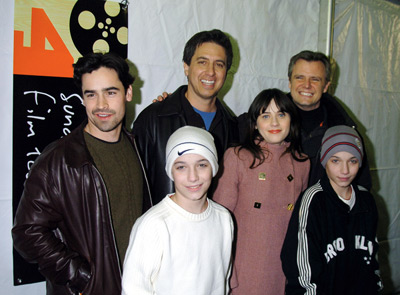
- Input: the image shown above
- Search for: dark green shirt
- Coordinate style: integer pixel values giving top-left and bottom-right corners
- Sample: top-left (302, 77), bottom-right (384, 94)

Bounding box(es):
top-left (84, 131), bottom-right (143, 264)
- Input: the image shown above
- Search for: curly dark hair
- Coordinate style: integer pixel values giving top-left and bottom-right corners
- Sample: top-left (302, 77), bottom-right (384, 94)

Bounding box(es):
top-left (73, 52), bottom-right (134, 94)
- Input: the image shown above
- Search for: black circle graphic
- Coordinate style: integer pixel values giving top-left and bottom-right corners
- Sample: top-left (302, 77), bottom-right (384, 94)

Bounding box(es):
top-left (69, 1), bottom-right (128, 58)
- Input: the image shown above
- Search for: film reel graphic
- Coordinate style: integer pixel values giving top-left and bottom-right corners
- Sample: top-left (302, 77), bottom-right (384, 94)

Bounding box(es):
top-left (70, 1), bottom-right (128, 58)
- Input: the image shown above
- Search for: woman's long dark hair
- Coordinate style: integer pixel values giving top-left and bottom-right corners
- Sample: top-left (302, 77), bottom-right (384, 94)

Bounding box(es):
top-left (239, 88), bottom-right (307, 168)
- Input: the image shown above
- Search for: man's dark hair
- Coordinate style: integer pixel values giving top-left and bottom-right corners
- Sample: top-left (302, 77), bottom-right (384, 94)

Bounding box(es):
top-left (73, 52), bottom-right (134, 93)
top-left (288, 50), bottom-right (331, 82)
top-left (182, 29), bottom-right (233, 71)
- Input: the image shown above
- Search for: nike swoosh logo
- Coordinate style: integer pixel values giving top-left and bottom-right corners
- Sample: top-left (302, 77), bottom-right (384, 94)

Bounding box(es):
top-left (177, 149), bottom-right (194, 156)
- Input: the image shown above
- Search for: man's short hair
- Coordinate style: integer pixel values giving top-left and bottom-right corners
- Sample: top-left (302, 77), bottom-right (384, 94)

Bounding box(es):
top-left (182, 29), bottom-right (233, 71)
top-left (288, 50), bottom-right (331, 82)
top-left (73, 52), bottom-right (134, 93)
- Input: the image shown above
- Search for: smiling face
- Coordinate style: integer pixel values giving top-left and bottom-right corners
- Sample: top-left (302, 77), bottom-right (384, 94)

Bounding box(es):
top-left (183, 42), bottom-right (227, 110)
top-left (171, 153), bottom-right (213, 213)
top-left (256, 99), bottom-right (291, 145)
top-left (325, 151), bottom-right (360, 197)
top-left (289, 59), bottom-right (330, 111)
top-left (82, 67), bottom-right (132, 142)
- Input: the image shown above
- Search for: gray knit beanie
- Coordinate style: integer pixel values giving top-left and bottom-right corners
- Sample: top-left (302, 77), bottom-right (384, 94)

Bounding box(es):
top-left (165, 126), bottom-right (219, 181)
top-left (320, 125), bottom-right (363, 168)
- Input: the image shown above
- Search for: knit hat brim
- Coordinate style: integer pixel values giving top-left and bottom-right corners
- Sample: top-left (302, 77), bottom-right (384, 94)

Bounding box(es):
top-left (165, 126), bottom-right (219, 181)
top-left (320, 125), bottom-right (363, 168)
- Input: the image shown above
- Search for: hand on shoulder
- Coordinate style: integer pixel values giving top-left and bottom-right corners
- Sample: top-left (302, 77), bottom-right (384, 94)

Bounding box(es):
top-left (152, 92), bottom-right (170, 103)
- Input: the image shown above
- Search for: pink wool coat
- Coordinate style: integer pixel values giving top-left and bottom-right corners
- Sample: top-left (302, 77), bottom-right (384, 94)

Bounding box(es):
top-left (213, 142), bottom-right (310, 295)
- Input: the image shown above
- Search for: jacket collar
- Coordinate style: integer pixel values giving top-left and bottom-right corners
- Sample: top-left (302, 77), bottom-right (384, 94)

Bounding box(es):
top-left (320, 173), bottom-right (368, 214)
top-left (64, 120), bottom-right (133, 168)
top-left (158, 85), bottom-right (236, 124)
top-left (319, 93), bottom-right (357, 128)
top-left (287, 92), bottom-right (357, 129)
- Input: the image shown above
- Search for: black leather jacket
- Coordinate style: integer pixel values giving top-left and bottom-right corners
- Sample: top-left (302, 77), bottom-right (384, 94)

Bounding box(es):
top-left (12, 121), bottom-right (151, 295)
top-left (133, 85), bottom-right (239, 205)
top-left (292, 92), bottom-right (372, 190)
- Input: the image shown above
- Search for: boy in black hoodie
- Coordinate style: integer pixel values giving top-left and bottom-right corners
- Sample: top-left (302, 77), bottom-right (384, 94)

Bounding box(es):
top-left (281, 125), bottom-right (383, 294)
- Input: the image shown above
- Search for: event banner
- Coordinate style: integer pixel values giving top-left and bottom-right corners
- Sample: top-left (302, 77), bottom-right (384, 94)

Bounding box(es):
top-left (13, 0), bottom-right (128, 285)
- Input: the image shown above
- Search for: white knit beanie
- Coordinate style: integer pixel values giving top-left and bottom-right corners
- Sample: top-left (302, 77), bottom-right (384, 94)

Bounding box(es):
top-left (320, 125), bottom-right (363, 168)
top-left (165, 126), bottom-right (219, 181)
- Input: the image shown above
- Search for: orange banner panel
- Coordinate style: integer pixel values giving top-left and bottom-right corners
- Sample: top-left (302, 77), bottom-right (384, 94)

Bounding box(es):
top-left (14, 8), bottom-right (73, 77)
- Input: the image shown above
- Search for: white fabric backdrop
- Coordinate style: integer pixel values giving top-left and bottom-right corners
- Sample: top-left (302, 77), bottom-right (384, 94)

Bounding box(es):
top-left (0, 0), bottom-right (399, 293)
top-left (333, 0), bottom-right (400, 292)
top-left (125, 0), bottom-right (321, 125)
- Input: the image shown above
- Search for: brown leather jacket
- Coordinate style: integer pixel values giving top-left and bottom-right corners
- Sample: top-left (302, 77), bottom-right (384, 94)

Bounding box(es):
top-left (12, 121), bottom-right (151, 295)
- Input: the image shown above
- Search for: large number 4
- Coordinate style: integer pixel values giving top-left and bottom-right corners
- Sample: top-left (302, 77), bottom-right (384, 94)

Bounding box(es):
top-left (14, 8), bottom-right (74, 78)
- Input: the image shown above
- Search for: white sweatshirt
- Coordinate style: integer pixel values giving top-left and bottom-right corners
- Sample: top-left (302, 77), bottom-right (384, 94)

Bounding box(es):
top-left (122, 195), bottom-right (233, 295)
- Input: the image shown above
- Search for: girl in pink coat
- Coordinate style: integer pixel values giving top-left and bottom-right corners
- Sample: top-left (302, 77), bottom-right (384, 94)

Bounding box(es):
top-left (214, 88), bottom-right (310, 295)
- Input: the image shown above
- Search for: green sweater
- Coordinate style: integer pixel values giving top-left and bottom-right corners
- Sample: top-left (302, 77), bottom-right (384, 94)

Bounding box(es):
top-left (84, 131), bottom-right (143, 264)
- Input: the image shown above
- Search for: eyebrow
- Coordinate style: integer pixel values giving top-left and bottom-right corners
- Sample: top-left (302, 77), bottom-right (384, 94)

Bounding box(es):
top-left (174, 158), bottom-right (209, 165)
top-left (294, 74), bottom-right (322, 78)
top-left (83, 86), bottom-right (120, 95)
top-left (196, 56), bottom-right (226, 65)
top-left (104, 86), bottom-right (120, 91)
top-left (331, 156), bottom-right (358, 160)
top-left (260, 109), bottom-right (283, 114)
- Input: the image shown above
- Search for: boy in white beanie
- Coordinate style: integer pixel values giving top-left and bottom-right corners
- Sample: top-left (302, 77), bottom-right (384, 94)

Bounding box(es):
top-left (281, 125), bottom-right (383, 294)
top-left (122, 126), bottom-right (233, 295)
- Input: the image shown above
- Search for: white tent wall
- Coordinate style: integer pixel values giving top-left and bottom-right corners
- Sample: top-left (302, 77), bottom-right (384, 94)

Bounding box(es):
top-left (332, 0), bottom-right (400, 292)
top-left (125, 0), bottom-right (322, 125)
top-left (0, 0), bottom-right (399, 294)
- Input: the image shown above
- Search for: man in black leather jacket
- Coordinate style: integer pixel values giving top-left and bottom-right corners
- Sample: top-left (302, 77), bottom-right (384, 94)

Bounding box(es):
top-left (12, 53), bottom-right (150, 295)
top-left (133, 29), bottom-right (239, 205)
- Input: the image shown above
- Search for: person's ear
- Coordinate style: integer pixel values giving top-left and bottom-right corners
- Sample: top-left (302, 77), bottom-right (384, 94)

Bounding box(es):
top-left (125, 85), bottom-right (133, 102)
top-left (183, 62), bottom-right (190, 77)
top-left (323, 81), bottom-right (331, 93)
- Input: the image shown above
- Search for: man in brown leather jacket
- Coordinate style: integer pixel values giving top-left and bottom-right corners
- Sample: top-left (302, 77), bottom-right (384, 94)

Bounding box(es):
top-left (12, 52), bottom-right (150, 295)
